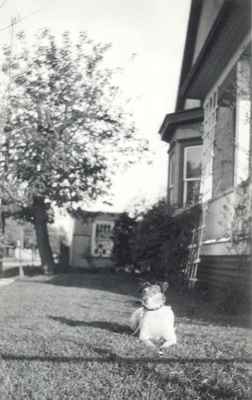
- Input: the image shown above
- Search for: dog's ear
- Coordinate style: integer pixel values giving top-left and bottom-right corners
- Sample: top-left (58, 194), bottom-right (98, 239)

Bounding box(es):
top-left (160, 281), bottom-right (169, 293)
top-left (137, 280), bottom-right (151, 296)
top-left (139, 281), bottom-right (151, 290)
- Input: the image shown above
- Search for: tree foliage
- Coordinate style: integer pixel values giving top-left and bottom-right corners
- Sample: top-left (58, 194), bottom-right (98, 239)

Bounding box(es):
top-left (1, 29), bottom-right (146, 207)
top-left (0, 29), bottom-right (147, 271)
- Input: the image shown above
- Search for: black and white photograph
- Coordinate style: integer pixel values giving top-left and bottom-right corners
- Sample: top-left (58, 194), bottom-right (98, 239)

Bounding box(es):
top-left (0, 0), bottom-right (251, 399)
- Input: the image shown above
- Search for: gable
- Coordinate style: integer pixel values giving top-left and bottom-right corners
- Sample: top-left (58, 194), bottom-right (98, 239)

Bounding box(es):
top-left (176, 0), bottom-right (226, 111)
top-left (176, 0), bottom-right (251, 109)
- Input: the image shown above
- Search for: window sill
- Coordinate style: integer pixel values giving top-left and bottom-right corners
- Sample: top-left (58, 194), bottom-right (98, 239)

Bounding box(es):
top-left (172, 202), bottom-right (202, 216)
top-left (202, 237), bottom-right (231, 245)
top-left (182, 201), bottom-right (202, 210)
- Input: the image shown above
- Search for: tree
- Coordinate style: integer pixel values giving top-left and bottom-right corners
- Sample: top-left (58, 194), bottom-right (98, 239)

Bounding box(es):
top-left (0, 29), bottom-right (147, 273)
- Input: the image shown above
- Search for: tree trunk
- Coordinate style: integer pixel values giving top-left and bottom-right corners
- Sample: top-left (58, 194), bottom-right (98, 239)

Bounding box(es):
top-left (59, 243), bottom-right (70, 272)
top-left (32, 197), bottom-right (55, 274)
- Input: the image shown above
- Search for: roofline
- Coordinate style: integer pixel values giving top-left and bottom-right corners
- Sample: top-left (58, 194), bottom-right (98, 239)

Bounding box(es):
top-left (159, 107), bottom-right (203, 143)
top-left (178, 0), bottom-right (232, 104)
top-left (176, 0), bottom-right (232, 110)
top-left (68, 208), bottom-right (121, 219)
top-left (175, 0), bottom-right (203, 112)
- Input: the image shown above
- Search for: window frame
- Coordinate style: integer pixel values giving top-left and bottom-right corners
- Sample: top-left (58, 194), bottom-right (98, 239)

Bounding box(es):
top-left (183, 145), bottom-right (202, 206)
top-left (91, 220), bottom-right (114, 258)
top-left (168, 150), bottom-right (176, 205)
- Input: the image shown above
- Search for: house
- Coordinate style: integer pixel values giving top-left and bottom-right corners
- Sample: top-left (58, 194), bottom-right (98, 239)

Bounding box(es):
top-left (69, 210), bottom-right (119, 270)
top-left (159, 0), bottom-right (251, 297)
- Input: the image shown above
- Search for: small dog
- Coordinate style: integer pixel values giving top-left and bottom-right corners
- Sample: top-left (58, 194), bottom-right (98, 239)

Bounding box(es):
top-left (130, 282), bottom-right (176, 350)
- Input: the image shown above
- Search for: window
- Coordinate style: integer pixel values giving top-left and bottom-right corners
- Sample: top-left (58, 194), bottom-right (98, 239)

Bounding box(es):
top-left (183, 146), bottom-right (202, 206)
top-left (91, 221), bottom-right (114, 258)
top-left (95, 223), bottom-right (112, 239)
top-left (168, 151), bottom-right (176, 205)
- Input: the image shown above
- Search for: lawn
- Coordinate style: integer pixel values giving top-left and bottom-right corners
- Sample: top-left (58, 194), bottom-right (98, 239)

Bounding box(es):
top-left (0, 272), bottom-right (251, 400)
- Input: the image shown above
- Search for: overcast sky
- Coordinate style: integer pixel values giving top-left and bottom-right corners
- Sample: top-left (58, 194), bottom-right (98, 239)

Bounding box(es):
top-left (0, 0), bottom-right (191, 212)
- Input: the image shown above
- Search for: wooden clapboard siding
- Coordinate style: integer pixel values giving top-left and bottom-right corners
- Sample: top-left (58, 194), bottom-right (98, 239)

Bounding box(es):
top-left (198, 255), bottom-right (252, 293)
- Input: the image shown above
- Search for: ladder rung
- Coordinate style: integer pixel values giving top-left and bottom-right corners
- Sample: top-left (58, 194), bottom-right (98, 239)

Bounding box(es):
top-left (196, 225), bottom-right (206, 231)
top-left (188, 244), bottom-right (197, 249)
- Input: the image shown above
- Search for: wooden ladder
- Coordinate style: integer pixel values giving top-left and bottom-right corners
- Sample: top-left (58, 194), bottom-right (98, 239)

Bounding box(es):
top-left (185, 223), bottom-right (205, 289)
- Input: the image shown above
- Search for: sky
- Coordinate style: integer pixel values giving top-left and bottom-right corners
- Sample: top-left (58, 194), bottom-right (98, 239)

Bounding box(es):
top-left (0, 0), bottom-right (191, 214)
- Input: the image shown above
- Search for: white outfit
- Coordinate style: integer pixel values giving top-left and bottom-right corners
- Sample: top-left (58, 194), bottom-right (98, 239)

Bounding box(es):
top-left (130, 304), bottom-right (177, 349)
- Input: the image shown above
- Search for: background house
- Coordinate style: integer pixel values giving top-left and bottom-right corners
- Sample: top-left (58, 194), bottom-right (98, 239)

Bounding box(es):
top-left (69, 210), bottom-right (119, 270)
top-left (160, 0), bottom-right (251, 297)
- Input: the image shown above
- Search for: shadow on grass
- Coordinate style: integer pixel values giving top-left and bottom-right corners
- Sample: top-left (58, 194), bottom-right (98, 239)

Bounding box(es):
top-left (1, 352), bottom-right (251, 364)
top-left (49, 315), bottom-right (132, 335)
top-left (18, 272), bottom-right (251, 329)
top-left (24, 271), bottom-right (139, 297)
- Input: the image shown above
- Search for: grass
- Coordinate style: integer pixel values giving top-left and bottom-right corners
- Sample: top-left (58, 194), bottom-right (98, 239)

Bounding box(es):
top-left (0, 272), bottom-right (251, 399)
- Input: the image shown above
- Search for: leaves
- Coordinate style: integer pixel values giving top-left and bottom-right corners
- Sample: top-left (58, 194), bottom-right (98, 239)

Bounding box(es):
top-left (0, 29), bottom-right (147, 210)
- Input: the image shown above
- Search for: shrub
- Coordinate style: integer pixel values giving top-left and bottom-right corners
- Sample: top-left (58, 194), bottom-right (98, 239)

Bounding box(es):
top-left (112, 200), bottom-right (201, 286)
top-left (133, 200), bottom-right (201, 285)
top-left (132, 200), bottom-right (174, 276)
top-left (112, 212), bottom-right (137, 269)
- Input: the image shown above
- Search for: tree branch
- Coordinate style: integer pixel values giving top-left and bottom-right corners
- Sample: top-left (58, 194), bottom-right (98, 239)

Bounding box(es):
top-left (0, 181), bottom-right (25, 208)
